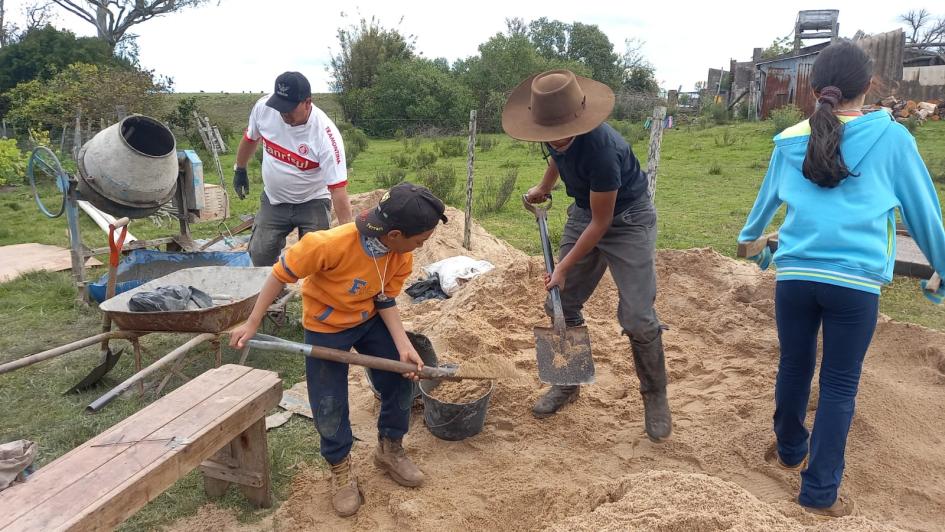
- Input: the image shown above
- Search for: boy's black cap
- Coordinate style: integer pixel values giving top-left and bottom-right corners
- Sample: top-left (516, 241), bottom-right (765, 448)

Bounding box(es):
top-left (266, 71), bottom-right (312, 113)
top-left (356, 182), bottom-right (448, 237)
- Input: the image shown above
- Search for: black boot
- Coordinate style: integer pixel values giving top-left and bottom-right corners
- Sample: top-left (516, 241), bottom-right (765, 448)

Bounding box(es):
top-left (532, 385), bottom-right (580, 418)
top-left (630, 332), bottom-right (672, 442)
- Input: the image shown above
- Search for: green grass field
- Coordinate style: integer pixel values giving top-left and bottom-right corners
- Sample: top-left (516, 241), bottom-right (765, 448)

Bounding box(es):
top-left (1, 109), bottom-right (943, 530)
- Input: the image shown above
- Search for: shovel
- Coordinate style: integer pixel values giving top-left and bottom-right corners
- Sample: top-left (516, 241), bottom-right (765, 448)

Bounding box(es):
top-left (244, 333), bottom-right (496, 380)
top-left (522, 195), bottom-right (595, 385)
top-left (66, 217), bottom-right (129, 393)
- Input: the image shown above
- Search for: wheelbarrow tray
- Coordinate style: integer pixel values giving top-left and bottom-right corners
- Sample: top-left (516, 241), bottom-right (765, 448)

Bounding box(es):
top-left (99, 266), bottom-right (271, 333)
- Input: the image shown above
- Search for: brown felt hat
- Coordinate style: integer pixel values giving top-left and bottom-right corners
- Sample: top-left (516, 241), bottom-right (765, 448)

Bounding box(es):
top-left (502, 69), bottom-right (615, 142)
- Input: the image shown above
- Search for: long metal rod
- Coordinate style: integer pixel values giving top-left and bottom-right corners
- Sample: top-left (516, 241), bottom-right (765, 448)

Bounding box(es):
top-left (245, 335), bottom-right (458, 380)
top-left (0, 331), bottom-right (143, 375)
top-left (87, 332), bottom-right (217, 412)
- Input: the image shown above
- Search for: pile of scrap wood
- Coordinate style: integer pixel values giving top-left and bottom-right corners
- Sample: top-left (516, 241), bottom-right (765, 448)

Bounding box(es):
top-left (876, 97), bottom-right (944, 121)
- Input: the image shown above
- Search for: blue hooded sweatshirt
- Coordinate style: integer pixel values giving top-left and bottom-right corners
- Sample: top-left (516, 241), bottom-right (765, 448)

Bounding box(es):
top-left (738, 110), bottom-right (945, 294)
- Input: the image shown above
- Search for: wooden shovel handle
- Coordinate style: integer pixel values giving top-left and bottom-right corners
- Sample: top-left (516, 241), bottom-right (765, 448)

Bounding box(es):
top-left (737, 232), bottom-right (778, 258)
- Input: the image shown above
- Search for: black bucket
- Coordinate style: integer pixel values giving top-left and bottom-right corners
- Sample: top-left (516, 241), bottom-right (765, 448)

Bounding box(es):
top-left (364, 331), bottom-right (438, 403)
top-left (419, 369), bottom-right (494, 441)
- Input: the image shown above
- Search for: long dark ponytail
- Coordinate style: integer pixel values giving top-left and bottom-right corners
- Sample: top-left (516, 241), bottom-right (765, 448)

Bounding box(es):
top-left (803, 40), bottom-right (873, 188)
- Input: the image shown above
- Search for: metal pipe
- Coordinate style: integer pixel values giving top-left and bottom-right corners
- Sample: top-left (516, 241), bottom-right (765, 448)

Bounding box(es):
top-left (87, 332), bottom-right (216, 412)
top-left (0, 331), bottom-right (143, 375)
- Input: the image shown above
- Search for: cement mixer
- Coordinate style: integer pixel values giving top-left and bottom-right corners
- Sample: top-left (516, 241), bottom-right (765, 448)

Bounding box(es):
top-left (76, 115), bottom-right (179, 219)
top-left (28, 114), bottom-right (219, 295)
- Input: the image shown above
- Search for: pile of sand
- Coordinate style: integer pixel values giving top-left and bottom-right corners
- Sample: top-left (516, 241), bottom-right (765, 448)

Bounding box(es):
top-left (426, 379), bottom-right (493, 404)
top-left (170, 192), bottom-right (945, 532)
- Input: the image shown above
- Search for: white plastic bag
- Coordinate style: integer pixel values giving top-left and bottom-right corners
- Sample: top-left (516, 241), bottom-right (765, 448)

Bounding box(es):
top-left (422, 256), bottom-right (495, 296)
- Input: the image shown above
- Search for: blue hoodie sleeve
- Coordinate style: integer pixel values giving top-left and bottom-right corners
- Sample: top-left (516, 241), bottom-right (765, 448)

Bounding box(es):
top-left (738, 149), bottom-right (783, 244)
top-left (893, 133), bottom-right (945, 278)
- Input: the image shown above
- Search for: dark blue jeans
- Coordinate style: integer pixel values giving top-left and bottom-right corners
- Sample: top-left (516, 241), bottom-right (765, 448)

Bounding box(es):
top-left (774, 281), bottom-right (878, 508)
top-left (304, 315), bottom-right (413, 465)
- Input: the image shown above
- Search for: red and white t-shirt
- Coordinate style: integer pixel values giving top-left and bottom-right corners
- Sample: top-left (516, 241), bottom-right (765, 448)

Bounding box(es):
top-left (245, 95), bottom-right (347, 205)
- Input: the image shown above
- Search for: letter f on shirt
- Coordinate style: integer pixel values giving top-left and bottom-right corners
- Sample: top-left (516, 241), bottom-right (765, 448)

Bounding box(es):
top-left (349, 278), bottom-right (368, 295)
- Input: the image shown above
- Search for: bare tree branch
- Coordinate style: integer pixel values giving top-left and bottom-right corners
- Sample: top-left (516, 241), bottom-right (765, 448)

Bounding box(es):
top-left (51, 0), bottom-right (209, 49)
top-left (900, 9), bottom-right (930, 43)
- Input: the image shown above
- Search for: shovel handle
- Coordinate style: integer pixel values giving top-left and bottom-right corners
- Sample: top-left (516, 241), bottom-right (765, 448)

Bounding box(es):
top-left (245, 335), bottom-right (456, 379)
top-left (524, 194), bottom-right (567, 332)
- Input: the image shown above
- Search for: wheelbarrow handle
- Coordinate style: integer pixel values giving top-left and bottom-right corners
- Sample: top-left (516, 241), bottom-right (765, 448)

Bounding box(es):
top-left (245, 334), bottom-right (456, 379)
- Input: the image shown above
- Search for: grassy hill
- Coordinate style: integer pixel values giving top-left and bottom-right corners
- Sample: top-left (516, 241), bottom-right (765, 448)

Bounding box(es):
top-left (157, 92), bottom-right (343, 133)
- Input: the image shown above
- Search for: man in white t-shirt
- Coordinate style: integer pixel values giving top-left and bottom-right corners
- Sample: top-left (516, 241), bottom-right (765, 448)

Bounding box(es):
top-left (234, 71), bottom-right (353, 266)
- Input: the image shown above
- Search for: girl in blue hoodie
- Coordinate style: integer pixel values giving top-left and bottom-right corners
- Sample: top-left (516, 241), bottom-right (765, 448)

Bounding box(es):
top-left (739, 40), bottom-right (945, 517)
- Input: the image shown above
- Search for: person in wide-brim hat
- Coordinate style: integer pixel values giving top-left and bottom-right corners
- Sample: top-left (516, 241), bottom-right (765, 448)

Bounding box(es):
top-left (502, 69), bottom-right (615, 142)
top-left (502, 69), bottom-right (673, 443)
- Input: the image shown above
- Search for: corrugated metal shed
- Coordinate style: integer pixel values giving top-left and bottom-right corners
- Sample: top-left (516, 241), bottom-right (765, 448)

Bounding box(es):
top-left (754, 43), bottom-right (828, 118)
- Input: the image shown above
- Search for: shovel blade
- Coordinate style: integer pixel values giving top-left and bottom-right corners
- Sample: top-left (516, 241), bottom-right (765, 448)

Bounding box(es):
top-left (533, 325), bottom-right (595, 385)
top-left (64, 348), bottom-right (124, 394)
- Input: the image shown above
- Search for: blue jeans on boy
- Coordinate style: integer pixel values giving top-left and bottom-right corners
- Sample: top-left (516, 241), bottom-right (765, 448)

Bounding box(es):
top-left (774, 280), bottom-right (878, 508)
top-left (304, 315), bottom-right (413, 465)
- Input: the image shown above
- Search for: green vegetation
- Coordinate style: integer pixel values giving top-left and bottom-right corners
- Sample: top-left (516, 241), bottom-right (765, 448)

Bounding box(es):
top-left (1, 114), bottom-right (942, 531)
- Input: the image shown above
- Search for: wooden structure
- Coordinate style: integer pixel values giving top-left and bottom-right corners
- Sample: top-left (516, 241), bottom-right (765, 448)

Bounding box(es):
top-left (0, 365), bottom-right (281, 531)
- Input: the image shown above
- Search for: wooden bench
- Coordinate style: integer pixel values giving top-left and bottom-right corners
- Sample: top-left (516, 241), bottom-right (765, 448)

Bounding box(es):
top-left (0, 364), bottom-right (282, 531)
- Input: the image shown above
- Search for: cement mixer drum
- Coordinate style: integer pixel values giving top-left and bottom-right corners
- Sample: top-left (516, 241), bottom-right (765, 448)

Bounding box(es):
top-left (77, 115), bottom-right (178, 219)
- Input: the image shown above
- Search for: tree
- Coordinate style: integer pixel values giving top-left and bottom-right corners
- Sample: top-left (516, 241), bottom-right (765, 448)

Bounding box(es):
top-left (0, 25), bottom-right (120, 93)
top-left (900, 9), bottom-right (945, 51)
top-left (761, 36), bottom-right (792, 59)
top-left (50, 0), bottom-right (210, 50)
top-left (358, 58), bottom-right (473, 137)
top-left (329, 15), bottom-right (414, 123)
top-left (620, 38), bottom-right (659, 94)
top-left (3, 61), bottom-right (169, 127)
top-left (1, 1), bottom-right (56, 46)
top-left (567, 22), bottom-right (622, 88)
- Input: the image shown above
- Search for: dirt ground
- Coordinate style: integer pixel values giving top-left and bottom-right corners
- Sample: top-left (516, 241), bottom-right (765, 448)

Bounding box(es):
top-left (169, 198), bottom-right (945, 532)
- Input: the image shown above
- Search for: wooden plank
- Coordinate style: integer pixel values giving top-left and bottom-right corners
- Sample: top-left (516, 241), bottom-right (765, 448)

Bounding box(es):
top-left (7, 367), bottom-right (280, 531)
top-left (199, 457), bottom-right (264, 488)
top-left (0, 364), bottom-right (253, 529)
top-left (233, 418), bottom-right (272, 507)
top-left (736, 232), bottom-right (778, 258)
top-left (65, 373), bottom-right (281, 530)
top-left (0, 244), bottom-right (102, 283)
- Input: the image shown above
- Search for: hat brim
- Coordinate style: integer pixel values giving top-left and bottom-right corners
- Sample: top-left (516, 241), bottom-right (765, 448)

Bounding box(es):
top-left (501, 73), bottom-right (616, 142)
top-left (265, 94), bottom-right (300, 114)
top-left (355, 208), bottom-right (388, 238)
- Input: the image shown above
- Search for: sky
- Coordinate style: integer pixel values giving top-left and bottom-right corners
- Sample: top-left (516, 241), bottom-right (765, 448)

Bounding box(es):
top-left (5, 0), bottom-right (928, 93)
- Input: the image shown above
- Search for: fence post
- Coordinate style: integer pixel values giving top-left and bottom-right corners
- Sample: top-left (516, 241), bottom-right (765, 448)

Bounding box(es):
top-left (646, 106), bottom-right (666, 200)
top-left (463, 109), bottom-right (477, 251)
top-left (73, 110), bottom-right (83, 162)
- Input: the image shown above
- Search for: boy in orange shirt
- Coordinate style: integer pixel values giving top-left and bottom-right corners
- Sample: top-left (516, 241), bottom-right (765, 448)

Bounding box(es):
top-left (230, 182), bottom-right (447, 517)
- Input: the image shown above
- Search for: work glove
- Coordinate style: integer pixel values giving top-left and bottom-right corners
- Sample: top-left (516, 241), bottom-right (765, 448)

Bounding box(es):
top-left (921, 277), bottom-right (944, 305)
top-left (748, 246), bottom-right (773, 271)
top-left (233, 167), bottom-right (249, 200)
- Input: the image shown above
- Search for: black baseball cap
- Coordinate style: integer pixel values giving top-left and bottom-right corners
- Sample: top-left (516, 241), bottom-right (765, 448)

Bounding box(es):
top-left (356, 182), bottom-right (448, 237)
top-left (266, 71), bottom-right (312, 113)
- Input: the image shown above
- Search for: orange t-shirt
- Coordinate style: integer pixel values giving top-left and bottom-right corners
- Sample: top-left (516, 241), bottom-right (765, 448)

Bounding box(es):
top-left (271, 224), bottom-right (413, 333)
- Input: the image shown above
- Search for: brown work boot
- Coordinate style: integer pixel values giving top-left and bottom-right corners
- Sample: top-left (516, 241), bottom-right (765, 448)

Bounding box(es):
top-left (329, 456), bottom-right (363, 517)
top-left (800, 495), bottom-right (855, 518)
top-left (532, 385), bottom-right (580, 418)
top-left (374, 436), bottom-right (425, 487)
top-left (764, 441), bottom-right (807, 472)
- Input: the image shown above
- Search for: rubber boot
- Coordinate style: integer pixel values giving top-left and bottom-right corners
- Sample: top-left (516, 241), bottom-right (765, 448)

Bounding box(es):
top-left (374, 436), bottom-right (425, 487)
top-left (329, 456), bottom-right (363, 517)
top-left (630, 332), bottom-right (672, 442)
top-left (532, 385), bottom-right (580, 418)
